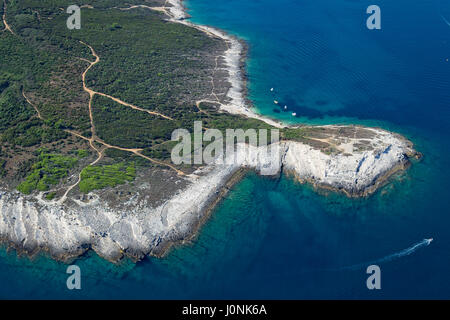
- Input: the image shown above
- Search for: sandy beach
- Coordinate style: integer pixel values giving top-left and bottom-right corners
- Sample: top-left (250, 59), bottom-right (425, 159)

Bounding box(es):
top-left (165, 0), bottom-right (286, 128)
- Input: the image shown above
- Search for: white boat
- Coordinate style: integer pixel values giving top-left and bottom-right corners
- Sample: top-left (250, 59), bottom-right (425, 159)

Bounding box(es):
top-left (270, 88), bottom-right (274, 92)
top-left (292, 112), bottom-right (297, 116)
top-left (274, 100), bottom-right (279, 104)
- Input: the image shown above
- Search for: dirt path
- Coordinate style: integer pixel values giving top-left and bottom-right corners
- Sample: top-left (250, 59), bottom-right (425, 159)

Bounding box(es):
top-left (21, 91), bottom-right (109, 202)
top-left (118, 4), bottom-right (168, 15)
top-left (2, 0), bottom-right (14, 34)
top-left (66, 129), bottom-right (185, 176)
top-left (23, 87), bottom-right (184, 202)
top-left (19, 25), bottom-right (187, 201)
top-left (59, 146), bottom-right (105, 204)
top-left (96, 90), bottom-right (174, 120)
top-left (79, 41), bottom-right (174, 121)
top-left (116, 4), bottom-right (224, 118)
top-left (22, 90), bottom-right (42, 119)
top-left (79, 41), bottom-right (100, 139)
top-left (76, 41), bottom-right (184, 177)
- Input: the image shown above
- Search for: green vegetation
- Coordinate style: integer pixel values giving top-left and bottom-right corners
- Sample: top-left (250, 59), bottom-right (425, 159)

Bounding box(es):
top-left (76, 149), bottom-right (89, 159)
top-left (16, 152), bottom-right (78, 194)
top-left (75, 8), bottom-right (224, 117)
top-left (281, 127), bottom-right (309, 142)
top-left (1, 118), bottom-right (68, 147)
top-left (104, 148), bottom-right (150, 167)
top-left (93, 95), bottom-right (179, 149)
top-left (45, 191), bottom-right (56, 200)
top-left (0, 19), bottom-right (80, 147)
top-left (143, 141), bottom-right (178, 161)
top-left (79, 162), bottom-right (136, 193)
top-left (2, 0), bottom-right (298, 193)
top-left (0, 159), bottom-right (6, 177)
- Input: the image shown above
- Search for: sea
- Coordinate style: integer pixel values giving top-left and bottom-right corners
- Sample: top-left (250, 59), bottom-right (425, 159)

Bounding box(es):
top-left (1, 0), bottom-right (449, 299)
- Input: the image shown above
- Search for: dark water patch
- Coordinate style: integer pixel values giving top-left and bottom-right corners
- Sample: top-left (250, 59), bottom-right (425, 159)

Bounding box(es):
top-left (315, 100), bottom-right (329, 106)
top-left (280, 95), bottom-right (324, 118)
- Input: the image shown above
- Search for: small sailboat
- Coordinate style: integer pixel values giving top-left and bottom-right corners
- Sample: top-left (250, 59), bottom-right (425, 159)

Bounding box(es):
top-left (274, 100), bottom-right (279, 105)
top-left (270, 88), bottom-right (274, 92)
top-left (284, 105), bottom-right (288, 110)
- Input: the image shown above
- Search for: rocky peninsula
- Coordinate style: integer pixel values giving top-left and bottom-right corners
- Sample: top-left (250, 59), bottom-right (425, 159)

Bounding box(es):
top-left (0, 0), bottom-right (420, 263)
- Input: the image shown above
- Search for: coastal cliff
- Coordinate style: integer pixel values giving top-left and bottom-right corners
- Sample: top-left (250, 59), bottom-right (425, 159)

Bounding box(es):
top-left (0, 123), bottom-right (419, 263)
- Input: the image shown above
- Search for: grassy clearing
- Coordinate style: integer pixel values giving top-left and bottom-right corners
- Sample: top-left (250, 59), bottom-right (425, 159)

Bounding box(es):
top-left (79, 162), bottom-right (136, 193)
top-left (16, 152), bottom-right (78, 194)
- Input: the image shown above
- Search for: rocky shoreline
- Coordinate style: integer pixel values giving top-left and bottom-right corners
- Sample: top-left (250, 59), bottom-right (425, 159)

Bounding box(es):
top-left (0, 1), bottom-right (421, 264)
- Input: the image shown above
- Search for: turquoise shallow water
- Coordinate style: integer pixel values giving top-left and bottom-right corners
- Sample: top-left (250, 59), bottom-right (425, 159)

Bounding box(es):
top-left (1, 0), bottom-right (450, 299)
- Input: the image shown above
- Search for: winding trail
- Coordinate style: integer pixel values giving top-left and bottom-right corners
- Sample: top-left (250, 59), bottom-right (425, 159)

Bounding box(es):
top-left (22, 93), bottom-right (185, 202)
top-left (22, 90), bottom-right (42, 119)
top-left (18, 5), bottom-right (234, 201)
top-left (59, 146), bottom-right (105, 204)
top-left (22, 90), bottom-right (106, 202)
top-left (21, 39), bottom-right (187, 201)
top-left (77, 41), bottom-right (184, 176)
top-left (66, 130), bottom-right (185, 176)
top-left (2, 0), bottom-right (14, 35)
top-left (118, 4), bottom-right (168, 14)
top-left (24, 49), bottom-right (184, 178)
top-left (79, 41), bottom-right (174, 121)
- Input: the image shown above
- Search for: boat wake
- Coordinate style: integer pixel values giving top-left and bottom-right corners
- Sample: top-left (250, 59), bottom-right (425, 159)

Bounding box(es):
top-left (338, 238), bottom-right (433, 271)
top-left (441, 14), bottom-right (450, 27)
top-left (250, 239), bottom-right (434, 279)
top-left (439, 0), bottom-right (450, 28)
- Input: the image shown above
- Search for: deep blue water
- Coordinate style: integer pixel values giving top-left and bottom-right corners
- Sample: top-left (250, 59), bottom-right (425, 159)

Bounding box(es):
top-left (1, 0), bottom-right (450, 299)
